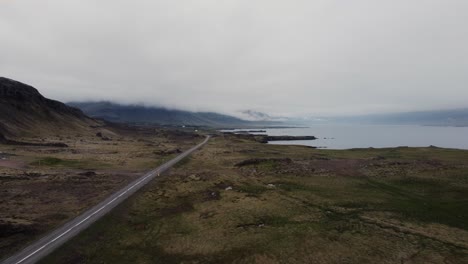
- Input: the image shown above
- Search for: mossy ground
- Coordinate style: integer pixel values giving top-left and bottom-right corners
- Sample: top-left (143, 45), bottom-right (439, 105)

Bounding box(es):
top-left (0, 127), bottom-right (200, 260)
top-left (41, 134), bottom-right (468, 263)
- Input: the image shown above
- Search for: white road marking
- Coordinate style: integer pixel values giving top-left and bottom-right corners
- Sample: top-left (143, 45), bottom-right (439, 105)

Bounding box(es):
top-left (9, 136), bottom-right (209, 264)
top-left (15, 171), bottom-right (159, 264)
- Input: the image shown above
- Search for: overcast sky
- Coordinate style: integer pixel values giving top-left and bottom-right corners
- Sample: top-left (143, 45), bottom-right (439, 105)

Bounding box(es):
top-left (1, 0), bottom-right (467, 117)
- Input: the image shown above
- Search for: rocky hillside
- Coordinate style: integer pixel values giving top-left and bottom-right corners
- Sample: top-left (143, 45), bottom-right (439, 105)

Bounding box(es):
top-left (69, 101), bottom-right (272, 127)
top-left (0, 77), bottom-right (99, 137)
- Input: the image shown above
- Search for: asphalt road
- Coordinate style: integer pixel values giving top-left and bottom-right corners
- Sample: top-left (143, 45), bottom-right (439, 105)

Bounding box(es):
top-left (2, 136), bottom-right (210, 264)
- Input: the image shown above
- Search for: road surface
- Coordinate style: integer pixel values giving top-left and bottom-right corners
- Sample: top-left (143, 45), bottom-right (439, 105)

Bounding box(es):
top-left (2, 136), bottom-right (210, 264)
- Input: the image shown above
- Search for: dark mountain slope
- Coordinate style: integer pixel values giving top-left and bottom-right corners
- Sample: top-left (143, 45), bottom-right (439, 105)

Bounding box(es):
top-left (69, 101), bottom-right (261, 127)
top-left (0, 77), bottom-right (99, 137)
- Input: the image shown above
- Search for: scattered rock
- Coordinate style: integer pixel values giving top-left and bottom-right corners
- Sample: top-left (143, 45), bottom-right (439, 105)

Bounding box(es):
top-left (236, 222), bottom-right (265, 229)
top-left (199, 210), bottom-right (217, 219)
top-left (188, 174), bottom-right (201, 181)
top-left (204, 190), bottom-right (221, 201)
top-left (215, 181), bottom-right (233, 189)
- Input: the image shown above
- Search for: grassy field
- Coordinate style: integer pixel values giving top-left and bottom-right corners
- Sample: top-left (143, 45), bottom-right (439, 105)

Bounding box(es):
top-left (40, 134), bottom-right (468, 263)
top-left (0, 126), bottom-right (200, 260)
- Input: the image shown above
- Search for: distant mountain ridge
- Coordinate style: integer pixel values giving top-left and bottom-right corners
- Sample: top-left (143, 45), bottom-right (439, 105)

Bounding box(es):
top-left (343, 109), bottom-right (468, 126)
top-left (290, 109), bottom-right (468, 127)
top-left (0, 77), bottom-right (99, 137)
top-left (68, 101), bottom-right (267, 127)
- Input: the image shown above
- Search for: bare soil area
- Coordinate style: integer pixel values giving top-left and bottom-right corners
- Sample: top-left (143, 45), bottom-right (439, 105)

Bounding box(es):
top-left (41, 133), bottom-right (468, 263)
top-left (0, 125), bottom-right (201, 260)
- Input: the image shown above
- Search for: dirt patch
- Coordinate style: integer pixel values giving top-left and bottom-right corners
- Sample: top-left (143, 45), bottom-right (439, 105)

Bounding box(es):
top-left (235, 158), bottom-right (292, 167)
top-left (236, 158), bottom-right (368, 177)
top-left (0, 126), bottom-right (200, 259)
top-left (305, 159), bottom-right (367, 176)
top-left (0, 222), bottom-right (41, 238)
top-left (39, 137), bottom-right (468, 264)
top-left (203, 190), bottom-right (221, 201)
top-left (158, 201), bottom-right (194, 217)
top-left (0, 160), bottom-right (26, 170)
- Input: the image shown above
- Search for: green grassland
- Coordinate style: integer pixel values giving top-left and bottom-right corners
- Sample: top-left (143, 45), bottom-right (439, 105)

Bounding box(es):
top-left (0, 128), bottom-right (200, 260)
top-left (41, 134), bottom-right (468, 263)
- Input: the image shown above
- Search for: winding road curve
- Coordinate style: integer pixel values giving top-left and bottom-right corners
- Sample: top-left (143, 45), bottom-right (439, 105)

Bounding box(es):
top-left (2, 136), bottom-right (210, 264)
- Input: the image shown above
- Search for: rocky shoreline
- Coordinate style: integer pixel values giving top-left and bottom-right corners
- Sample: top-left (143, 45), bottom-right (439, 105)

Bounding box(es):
top-left (221, 132), bottom-right (317, 144)
top-left (258, 135), bottom-right (317, 143)
top-left (235, 130), bottom-right (267, 133)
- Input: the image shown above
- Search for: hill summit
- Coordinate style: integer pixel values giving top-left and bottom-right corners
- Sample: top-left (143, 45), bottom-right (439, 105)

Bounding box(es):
top-left (0, 77), bottom-right (98, 137)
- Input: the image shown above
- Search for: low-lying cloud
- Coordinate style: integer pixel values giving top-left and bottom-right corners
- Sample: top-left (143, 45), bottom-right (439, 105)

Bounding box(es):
top-left (1, 0), bottom-right (467, 117)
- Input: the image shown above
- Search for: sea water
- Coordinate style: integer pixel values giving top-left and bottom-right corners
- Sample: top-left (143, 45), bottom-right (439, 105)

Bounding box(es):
top-left (232, 125), bottom-right (468, 150)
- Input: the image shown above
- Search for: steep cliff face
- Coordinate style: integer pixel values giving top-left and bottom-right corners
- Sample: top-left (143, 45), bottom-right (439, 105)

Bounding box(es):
top-left (0, 77), bottom-right (99, 137)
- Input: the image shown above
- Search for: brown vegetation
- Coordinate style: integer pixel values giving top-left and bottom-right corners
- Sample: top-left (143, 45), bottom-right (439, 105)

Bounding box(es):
top-left (40, 133), bottom-right (468, 264)
top-left (0, 125), bottom-right (200, 259)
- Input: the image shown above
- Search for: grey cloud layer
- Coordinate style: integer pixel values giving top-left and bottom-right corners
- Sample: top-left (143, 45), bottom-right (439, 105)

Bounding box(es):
top-left (1, 0), bottom-right (467, 116)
